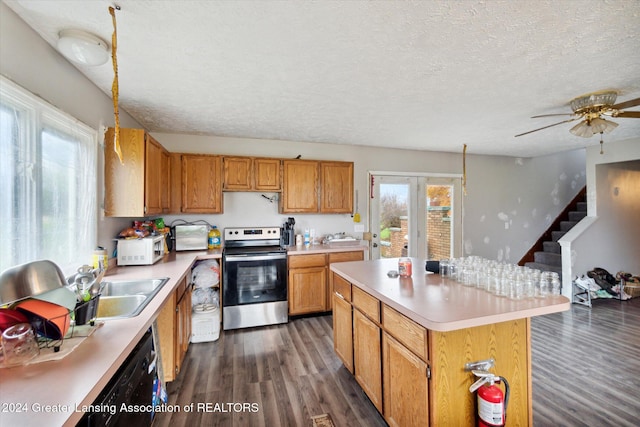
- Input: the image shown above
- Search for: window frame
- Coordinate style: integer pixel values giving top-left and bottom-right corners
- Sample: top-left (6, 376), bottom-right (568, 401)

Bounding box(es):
top-left (0, 75), bottom-right (98, 275)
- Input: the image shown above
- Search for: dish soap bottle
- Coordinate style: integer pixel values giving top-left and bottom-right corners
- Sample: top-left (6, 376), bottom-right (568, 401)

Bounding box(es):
top-left (208, 226), bottom-right (221, 249)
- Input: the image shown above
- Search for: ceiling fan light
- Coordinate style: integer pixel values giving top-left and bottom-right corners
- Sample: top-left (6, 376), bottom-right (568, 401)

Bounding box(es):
top-left (57, 29), bottom-right (109, 66)
top-left (569, 121), bottom-right (596, 138)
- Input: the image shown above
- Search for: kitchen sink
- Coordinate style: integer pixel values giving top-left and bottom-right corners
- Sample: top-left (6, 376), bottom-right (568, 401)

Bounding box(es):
top-left (95, 277), bottom-right (169, 320)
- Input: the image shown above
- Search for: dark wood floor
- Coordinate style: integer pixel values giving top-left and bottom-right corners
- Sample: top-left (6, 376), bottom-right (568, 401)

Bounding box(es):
top-left (155, 298), bottom-right (640, 427)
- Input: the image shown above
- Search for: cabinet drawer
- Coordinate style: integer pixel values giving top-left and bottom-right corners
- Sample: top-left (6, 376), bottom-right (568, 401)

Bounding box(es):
top-left (329, 250), bottom-right (364, 264)
top-left (382, 304), bottom-right (428, 361)
top-left (288, 253), bottom-right (327, 269)
top-left (333, 274), bottom-right (351, 302)
top-left (352, 286), bottom-right (380, 323)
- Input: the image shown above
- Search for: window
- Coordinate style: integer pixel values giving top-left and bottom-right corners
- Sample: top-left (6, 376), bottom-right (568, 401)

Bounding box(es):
top-left (0, 76), bottom-right (97, 275)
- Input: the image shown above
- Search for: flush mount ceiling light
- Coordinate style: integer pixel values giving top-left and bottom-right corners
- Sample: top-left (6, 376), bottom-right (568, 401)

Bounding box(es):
top-left (57, 29), bottom-right (109, 66)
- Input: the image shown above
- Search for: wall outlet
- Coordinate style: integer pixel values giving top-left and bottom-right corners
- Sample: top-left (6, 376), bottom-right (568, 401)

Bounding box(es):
top-left (354, 224), bottom-right (365, 232)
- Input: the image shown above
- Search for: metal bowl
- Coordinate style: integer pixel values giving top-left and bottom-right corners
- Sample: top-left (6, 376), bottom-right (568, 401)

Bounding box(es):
top-left (0, 260), bottom-right (67, 305)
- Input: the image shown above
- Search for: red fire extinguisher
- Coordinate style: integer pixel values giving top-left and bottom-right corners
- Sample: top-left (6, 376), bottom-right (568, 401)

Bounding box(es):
top-left (470, 371), bottom-right (510, 427)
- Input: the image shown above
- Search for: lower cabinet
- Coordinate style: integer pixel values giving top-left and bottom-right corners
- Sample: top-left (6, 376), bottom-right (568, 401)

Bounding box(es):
top-left (288, 250), bottom-right (364, 315)
top-left (353, 308), bottom-right (382, 412)
top-left (382, 332), bottom-right (429, 427)
top-left (157, 275), bottom-right (192, 383)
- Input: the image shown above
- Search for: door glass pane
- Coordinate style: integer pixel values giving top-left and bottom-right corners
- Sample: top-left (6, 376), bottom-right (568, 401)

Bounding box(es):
top-left (378, 182), bottom-right (409, 258)
top-left (425, 183), bottom-right (454, 259)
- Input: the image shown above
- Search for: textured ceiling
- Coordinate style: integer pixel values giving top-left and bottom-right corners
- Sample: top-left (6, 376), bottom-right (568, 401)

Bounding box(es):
top-left (4, 0), bottom-right (640, 157)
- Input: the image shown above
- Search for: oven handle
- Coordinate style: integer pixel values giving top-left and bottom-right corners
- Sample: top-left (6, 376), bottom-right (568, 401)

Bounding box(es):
top-left (225, 253), bottom-right (287, 262)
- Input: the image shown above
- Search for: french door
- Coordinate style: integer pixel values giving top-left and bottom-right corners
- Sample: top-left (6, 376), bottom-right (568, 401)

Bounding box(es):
top-left (369, 173), bottom-right (462, 260)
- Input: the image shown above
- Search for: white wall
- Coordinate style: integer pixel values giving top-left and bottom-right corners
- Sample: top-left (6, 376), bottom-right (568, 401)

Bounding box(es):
top-left (0, 3), bottom-right (143, 259)
top-left (561, 138), bottom-right (640, 292)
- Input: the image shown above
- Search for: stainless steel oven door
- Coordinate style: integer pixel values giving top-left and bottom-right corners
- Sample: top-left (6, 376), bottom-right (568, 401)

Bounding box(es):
top-left (223, 252), bottom-right (287, 305)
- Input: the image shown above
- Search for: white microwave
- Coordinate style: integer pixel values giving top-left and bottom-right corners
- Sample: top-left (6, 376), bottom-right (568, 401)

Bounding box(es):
top-left (117, 235), bottom-right (165, 266)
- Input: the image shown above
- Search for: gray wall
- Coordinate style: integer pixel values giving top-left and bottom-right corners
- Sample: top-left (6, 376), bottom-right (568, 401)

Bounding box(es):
top-left (2, 2), bottom-right (588, 266)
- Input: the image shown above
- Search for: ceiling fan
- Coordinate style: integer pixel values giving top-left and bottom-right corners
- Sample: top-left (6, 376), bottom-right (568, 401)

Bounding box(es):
top-left (515, 91), bottom-right (640, 138)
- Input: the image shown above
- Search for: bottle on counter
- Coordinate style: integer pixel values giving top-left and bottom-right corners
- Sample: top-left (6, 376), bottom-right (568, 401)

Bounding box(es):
top-left (398, 258), bottom-right (412, 277)
top-left (208, 226), bottom-right (221, 249)
top-left (304, 229), bottom-right (310, 247)
top-left (92, 246), bottom-right (108, 270)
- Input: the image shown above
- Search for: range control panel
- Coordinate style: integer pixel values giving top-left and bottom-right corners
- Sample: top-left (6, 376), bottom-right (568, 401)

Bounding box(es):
top-left (224, 227), bottom-right (281, 241)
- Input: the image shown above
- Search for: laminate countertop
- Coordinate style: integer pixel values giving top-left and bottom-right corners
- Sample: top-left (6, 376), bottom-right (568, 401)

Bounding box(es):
top-left (0, 250), bottom-right (221, 427)
top-left (286, 242), bottom-right (368, 255)
top-left (330, 257), bottom-right (570, 332)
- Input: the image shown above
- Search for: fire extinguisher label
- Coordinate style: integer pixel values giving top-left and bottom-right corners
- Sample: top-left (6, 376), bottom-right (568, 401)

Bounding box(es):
top-left (478, 396), bottom-right (504, 426)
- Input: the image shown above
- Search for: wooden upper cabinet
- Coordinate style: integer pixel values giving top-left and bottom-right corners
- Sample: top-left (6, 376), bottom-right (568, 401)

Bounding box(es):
top-left (320, 161), bottom-right (353, 213)
top-left (181, 154), bottom-right (223, 213)
top-left (254, 158), bottom-right (281, 191)
top-left (223, 156), bottom-right (281, 192)
top-left (168, 153), bottom-right (182, 214)
top-left (223, 156), bottom-right (252, 191)
top-left (281, 159), bottom-right (319, 213)
top-left (104, 127), bottom-right (168, 217)
top-left (160, 150), bottom-right (171, 213)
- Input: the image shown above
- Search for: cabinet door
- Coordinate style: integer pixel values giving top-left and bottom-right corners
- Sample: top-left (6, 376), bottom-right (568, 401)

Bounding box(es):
top-left (320, 161), bottom-right (353, 213)
top-left (333, 293), bottom-right (354, 373)
top-left (104, 127), bottom-right (146, 217)
top-left (182, 154), bottom-right (223, 213)
top-left (161, 149), bottom-right (171, 213)
top-left (254, 158), bottom-right (281, 191)
top-left (383, 332), bottom-right (429, 427)
top-left (353, 308), bottom-right (382, 412)
top-left (144, 135), bottom-right (164, 215)
top-left (288, 267), bottom-right (327, 315)
top-left (175, 285), bottom-right (192, 375)
top-left (223, 156), bottom-right (252, 191)
top-left (169, 153), bottom-right (182, 214)
top-left (281, 160), bottom-right (319, 213)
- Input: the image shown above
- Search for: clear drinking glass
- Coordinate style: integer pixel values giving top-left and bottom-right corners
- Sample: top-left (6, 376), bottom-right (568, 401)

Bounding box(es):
top-left (1, 323), bottom-right (39, 366)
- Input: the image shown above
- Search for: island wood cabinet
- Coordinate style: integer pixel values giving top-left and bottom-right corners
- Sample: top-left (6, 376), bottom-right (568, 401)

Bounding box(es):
top-left (181, 154), bottom-right (223, 213)
top-left (157, 274), bottom-right (192, 383)
top-left (223, 156), bottom-right (281, 191)
top-left (332, 274), bottom-right (353, 373)
top-left (281, 160), bottom-right (354, 214)
top-left (352, 286), bottom-right (383, 413)
top-left (104, 127), bottom-right (170, 217)
top-left (331, 271), bottom-right (530, 426)
top-left (288, 250), bottom-right (364, 315)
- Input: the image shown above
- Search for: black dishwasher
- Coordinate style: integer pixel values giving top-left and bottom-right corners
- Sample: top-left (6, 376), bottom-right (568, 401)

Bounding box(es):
top-left (78, 329), bottom-right (155, 427)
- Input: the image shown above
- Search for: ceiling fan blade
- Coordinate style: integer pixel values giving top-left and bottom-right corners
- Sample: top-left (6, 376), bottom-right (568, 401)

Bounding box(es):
top-left (515, 118), bottom-right (580, 137)
top-left (614, 111), bottom-right (640, 118)
top-left (611, 97), bottom-right (640, 110)
top-left (531, 113), bottom-right (575, 118)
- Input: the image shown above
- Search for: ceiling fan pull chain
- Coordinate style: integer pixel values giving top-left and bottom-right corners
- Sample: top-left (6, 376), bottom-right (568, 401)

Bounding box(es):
top-left (600, 132), bottom-right (604, 155)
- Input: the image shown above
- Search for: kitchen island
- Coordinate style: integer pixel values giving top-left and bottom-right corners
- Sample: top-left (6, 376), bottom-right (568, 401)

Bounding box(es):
top-left (330, 258), bottom-right (570, 427)
top-left (0, 250), bottom-right (221, 427)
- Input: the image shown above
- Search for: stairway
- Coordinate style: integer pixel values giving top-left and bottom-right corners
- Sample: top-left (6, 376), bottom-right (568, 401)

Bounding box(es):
top-left (521, 189), bottom-right (587, 277)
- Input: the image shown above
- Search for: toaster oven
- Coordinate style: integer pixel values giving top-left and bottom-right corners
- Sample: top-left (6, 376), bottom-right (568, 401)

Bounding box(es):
top-left (117, 235), bottom-right (165, 266)
top-left (174, 225), bottom-right (209, 251)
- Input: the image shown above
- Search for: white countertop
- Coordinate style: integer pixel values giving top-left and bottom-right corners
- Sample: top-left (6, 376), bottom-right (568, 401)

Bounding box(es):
top-left (0, 250), bottom-right (221, 427)
top-left (330, 257), bottom-right (571, 332)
